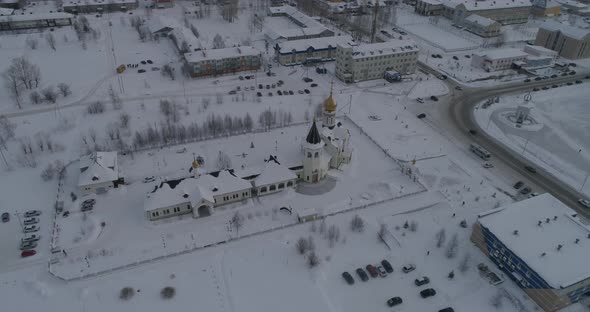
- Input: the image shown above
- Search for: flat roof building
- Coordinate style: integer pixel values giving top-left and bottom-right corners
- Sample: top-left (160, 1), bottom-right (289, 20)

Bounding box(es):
top-left (184, 46), bottom-right (262, 78)
top-left (462, 14), bottom-right (501, 37)
top-left (265, 5), bottom-right (334, 42)
top-left (471, 194), bottom-right (590, 311)
top-left (0, 12), bottom-right (73, 31)
top-left (62, 0), bottom-right (138, 13)
top-left (471, 48), bottom-right (529, 71)
top-left (274, 35), bottom-right (353, 66)
top-left (535, 21), bottom-right (590, 59)
top-left (417, 0), bottom-right (532, 25)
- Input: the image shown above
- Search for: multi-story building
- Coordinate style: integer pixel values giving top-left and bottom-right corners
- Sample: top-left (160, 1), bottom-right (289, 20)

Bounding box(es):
top-left (531, 0), bottom-right (562, 16)
top-left (0, 12), bottom-right (73, 30)
top-left (462, 14), bottom-right (501, 37)
top-left (62, 0), bottom-right (138, 13)
top-left (0, 0), bottom-right (24, 9)
top-left (471, 194), bottom-right (590, 312)
top-left (471, 48), bottom-right (528, 71)
top-left (265, 5), bottom-right (334, 43)
top-left (416, 0), bottom-right (532, 25)
top-left (335, 41), bottom-right (419, 83)
top-left (523, 45), bottom-right (558, 68)
top-left (535, 20), bottom-right (590, 59)
top-left (274, 35), bottom-right (353, 66)
top-left (184, 46), bottom-right (261, 78)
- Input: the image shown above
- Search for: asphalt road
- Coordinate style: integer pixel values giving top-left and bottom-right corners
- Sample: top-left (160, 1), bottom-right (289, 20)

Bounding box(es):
top-left (419, 62), bottom-right (590, 217)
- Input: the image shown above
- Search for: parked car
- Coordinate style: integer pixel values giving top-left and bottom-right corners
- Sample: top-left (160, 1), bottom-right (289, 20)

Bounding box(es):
top-left (22, 234), bottom-right (40, 243)
top-left (402, 264), bottom-right (415, 273)
top-left (138, 69), bottom-right (146, 73)
top-left (542, 86), bottom-right (549, 90)
top-left (24, 217), bottom-right (39, 225)
top-left (468, 129), bottom-right (477, 135)
top-left (430, 95), bottom-right (438, 101)
top-left (283, 90), bottom-right (289, 95)
top-left (278, 80), bottom-right (284, 85)
top-left (533, 87), bottom-right (540, 91)
top-left (2, 212), bottom-right (9, 223)
top-left (266, 84), bottom-right (270, 89)
top-left (277, 90), bottom-right (282, 95)
top-left (342, 272), bottom-right (354, 285)
top-left (303, 77), bottom-right (313, 83)
top-left (381, 260), bottom-right (393, 273)
top-left (551, 84), bottom-right (558, 88)
top-left (524, 78), bottom-right (531, 82)
top-left (455, 86), bottom-right (462, 90)
top-left (366, 264), bottom-right (378, 278)
top-left (439, 308), bottom-right (455, 312)
top-left (272, 83), bottom-right (276, 88)
top-left (528, 192), bottom-right (540, 198)
top-left (452, 56), bottom-right (459, 60)
top-left (482, 162), bottom-right (494, 168)
top-left (439, 74), bottom-right (447, 80)
top-left (62, 211), bottom-right (70, 218)
top-left (81, 205), bottom-right (93, 212)
top-left (567, 82), bottom-right (573, 86)
top-left (24, 210), bottom-right (41, 217)
top-left (23, 225), bottom-right (39, 233)
top-left (304, 89), bottom-right (310, 94)
top-left (570, 71), bottom-right (576, 75)
top-left (83, 199), bottom-right (96, 205)
top-left (140, 60), bottom-right (147, 65)
top-left (146, 60), bottom-right (153, 64)
top-left (21, 249), bottom-right (36, 258)
top-left (524, 165), bottom-right (537, 173)
top-left (20, 240), bottom-right (37, 250)
top-left (464, 54), bottom-right (471, 58)
top-left (257, 92), bottom-right (262, 97)
top-left (268, 92), bottom-right (273, 96)
top-left (550, 74), bottom-right (558, 78)
top-left (310, 83), bottom-right (318, 87)
top-left (576, 80), bottom-right (583, 84)
top-left (238, 75), bottom-right (244, 80)
top-left (415, 276), bottom-right (430, 286)
top-left (420, 288), bottom-right (437, 298)
top-left (288, 90), bottom-right (294, 95)
top-left (143, 176), bottom-right (155, 183)
top-left (416, 97), bottom-right (424, 103)
top-left (298, 90), bottom-right (304, 94)
top-left (578, 199), bottom-right (590, 208)
top-left (376, 265), bottom-right (387, 277)
top-left (258, 84), bottom-right (263, 89)
top-left (417, 113), bottom-right (426, 119)
top-left (514, 181), bottom-right (524, 189)
top-left (520, 187), bottom-right (532, 195)
top-left (387, 297), bottom-right (403, 307)
top-left (228, 90), bottom-right (237, 95)
top-left (356, 268), bottom-right (369, 281)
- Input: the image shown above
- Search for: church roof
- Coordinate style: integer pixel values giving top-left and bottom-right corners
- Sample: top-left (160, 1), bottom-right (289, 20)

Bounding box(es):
top-left (306, 120), bottom-right (322, 144)
top-left (324, 84), bottom-right (337, 112)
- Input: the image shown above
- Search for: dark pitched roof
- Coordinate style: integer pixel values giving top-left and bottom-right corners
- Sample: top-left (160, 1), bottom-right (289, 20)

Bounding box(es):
top-left (306, 120), bottom-right (321, 144)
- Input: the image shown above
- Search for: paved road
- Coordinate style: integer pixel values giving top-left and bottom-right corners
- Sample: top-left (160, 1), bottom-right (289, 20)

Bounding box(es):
top-left (419, 62), bottom-right (590, 216)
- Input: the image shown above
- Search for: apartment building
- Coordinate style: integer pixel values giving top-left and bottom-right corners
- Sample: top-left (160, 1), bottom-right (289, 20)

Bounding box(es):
top-left (184, 46), bottom-right (261, 77)
top-left (535, 20), bottom-right (590, 59)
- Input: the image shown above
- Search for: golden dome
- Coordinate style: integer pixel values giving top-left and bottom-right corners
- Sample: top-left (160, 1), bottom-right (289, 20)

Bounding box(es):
top-left (324, 82), bottom-right (337, 112)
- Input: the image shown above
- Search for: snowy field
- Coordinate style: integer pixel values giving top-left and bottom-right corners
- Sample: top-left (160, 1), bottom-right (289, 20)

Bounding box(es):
top-left (474, 83), bottom-right (590, 197)
top-left (401, 23), bottom-right (479, 52)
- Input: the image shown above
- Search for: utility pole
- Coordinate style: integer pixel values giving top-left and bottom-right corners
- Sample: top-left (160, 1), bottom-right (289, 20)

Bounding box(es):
top-left (370, 0), bottom-right (380, 43)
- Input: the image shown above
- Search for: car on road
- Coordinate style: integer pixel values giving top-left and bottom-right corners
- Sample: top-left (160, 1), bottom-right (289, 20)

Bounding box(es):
top-left (455, 86), bottom-right (462, 90)
top-left (62, 211), bottom-right (70, 218)
top-left (342, 272), bottom-right (354, 285)
top-left (532, 87), bottom-right (540, 91)
top-left (578, 199), bottom-right (590, 208)
top-left (416, 97), bottom-right (424, 103)
top-left (303, 77), bottom-right (313, 83)
top-left (542, 86), bottom-right (549, 90)
top-left (576, 80), bottom-right (583, 84)
top-left (439, 308), bottom-right (455, 312)
top-left (415, 276), bottom-right (430, 286)
top-left (24, 225), bottom-right (39, 233)
top-left (417, 113), bottom-right (426, 119)
top-left (304, 89), bottom-right (310, 94)
top-left (257, 92), bottom-right (262, 97)
top-left (366, 264), bottom-right (378, 278)
top-left (310, 83), bottom-right (318, 87)
top-left (440, 74), bottom-right (447, 80)
top-left (514, 181), bottom-right (524, 189)
top-left (402, 264), bottom-right (416, 273)
top-left (524, 79), bottom-right (531, 82)
top-left (483, 162), bottom-right (493, 168)
top-left (24, 210), bottom-right (41, 217)
top-left (22, 234), bottom-right (40, 243)
top-left (20, 240), bottom-right (37, 250)
top-left (277, 90), bottom-right (282, 96)
top-left (551, 84), bottom-right (558, 88)
top-left (258, 84), bottom-right (263, 89)
top-left (387, 297), bottom-right (403, 307)
top-left (228, 90), bottom-right (237, 95)
top-left (144, 176), bottom-right (156, 183)
top-left (376, 265), bottom-right (387, 277)
top-left (524, 165), bottom-right (537, 173)
top-left (464, 54), bottom-right (471, 58)
top-left (570, 71), bottom-right (576, 75)
top-left (381, 260), bottom-right (393, 273)
top-left (238, 75), bottom-right (244, 80)
top-left (21, 250), bottom-right (36, 258)
top-left (2, 212), bottom-right (9, 223)
top-left (24, 217), bottom-right (39, 225)
top-left (138, 69), bottom-right (146, 73)
top-left (146, 60), bottom-right (153, 64)
top-left (452, 56), bottom-right (459, 60)
top-left (430, 95), bottom-right (438, 101)
top-left (356, 268), bottom-right (369, 281)
top-left (528, 192), bottom-right (540, 198)
top-left (550, 74), bottom-right (558, 78)
top-left (534, 77), bottom-right (542, 81)
top-left (567, 82), bottom-right (573, 86)
top-left (520, 187), bottom-right (532, 195)
top-left (420, 288), bottom-right (437, 298)
top-left (289, 90), bottom-right (294, 95)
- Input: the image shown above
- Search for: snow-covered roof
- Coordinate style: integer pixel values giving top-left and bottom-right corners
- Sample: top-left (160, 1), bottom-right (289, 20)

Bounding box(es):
top-left (62, 0), bottom-right (137, 7)
top-left (0, 12), bottom-right (73, 22)
top-left (477, 194), bottom-right (590, 289)
top-left (473, 48), bottom-right (528, 60)
top-left (524, 45), bottom-right (559, 57)
top-left (464, 14), bottom-right (499, 27)
top-left (147, 15), bottom-right (180, 34)
top-left (184, 46), bottom-right (260, 63)
top-left (419, 0), bottom-right (443, 5)
top-left (276, 35), bottom-right (353, 53)
top-left (145, 171), bottom-right (252, 212)
top-left (539, 20), bottom-right (590, 40)
top-left (441, 0), bottom-right (532, 10)
top-left (0, 7), bottom-right (13, 16)
top-left (339, 40), bottom-right (419, 59)
top-left (170, 27), bottom-right (202, 52)
top-left (78, 152), bottom-right (119, 187)
top-left (266, 5), bottom-right (332, 40)
top-left (555, 0), bottom-right (586, 9)
top-left (254, 162), bottom-right (297, 187)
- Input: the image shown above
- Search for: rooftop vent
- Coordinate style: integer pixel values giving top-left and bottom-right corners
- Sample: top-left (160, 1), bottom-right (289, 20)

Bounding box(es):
top-left (537, 220), bottom-right (542, 226)
top-left (575, 238), bottom-right (580, 244)
top-left (513, 230), bottom-right (519, 235)
top-left (545, 218), bottom-right (550, 223)
top-left (557, 244), bottom-right (563, 251)
top-left (541, 252), bottom-right (546, 257)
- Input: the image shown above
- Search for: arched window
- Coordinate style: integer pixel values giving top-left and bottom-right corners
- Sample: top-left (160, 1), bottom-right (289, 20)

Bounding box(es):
top-left (314, 152), bottom-right (319, 158)
top-left (270, 185), bottom-right (276, 191)
top-left (307, 152), bottom-right (312, 158)
top-left (260, 186), bottom-right (267, 193)
top-left (287, 181), bottom-right (293, 187)
top-left (278, 183), bottom-right (285, 189)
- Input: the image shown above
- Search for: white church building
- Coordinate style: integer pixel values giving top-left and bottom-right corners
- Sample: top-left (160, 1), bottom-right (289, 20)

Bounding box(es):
top-left (302, 86), bottom-right (353, 183)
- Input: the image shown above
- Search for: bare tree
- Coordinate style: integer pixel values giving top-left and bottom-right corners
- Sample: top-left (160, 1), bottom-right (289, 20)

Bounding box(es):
top-left (231, 211), bottom-right (244, 236)
top-left (40, 163), bottom-right (55, 181)
top-left (57, 83), bottom-right (71, 97)
top-left (350, 215), bottom-right (365, 232)
top-left (435, 228), bottom-right (446, 248)
top-left (108, 85), bottom-right (122, 110)
top-left (307, 251), bottom-right (320, 268)
top-left (26, 37), bottom-right (38, 50)
top-left (445, 233), bottom-right (459, 259)
top-left (327, 224), bottom-right (340, 247)
top-left (319, 219), bottom-right (326, 234)
top-left (409, 220), bottom-right (418, 232)
top-left (2, 62), bottom-right (23, 109)
top-left (217, 150), bottom-right (232, 170)
top-left (378, 223), bottom-right (387, 243)
top-left (458, 253), bottom-right (470, 273)
top-left (29, 91), bottom-right (42, 104)
top-left (46, 33), bottom-right (56, 50)
top-left (212, 33), bottom-right (225, 49)
top-left (87, 101), bottom-right (105, 114)
top-left (296, 237), bottom-right (309, 254)
top-left (119, 112), bottom-right (130, 129)
top-left (161, 64), bottom-right (175, 80)
top-left (41, 86), bottom-right (57, 103)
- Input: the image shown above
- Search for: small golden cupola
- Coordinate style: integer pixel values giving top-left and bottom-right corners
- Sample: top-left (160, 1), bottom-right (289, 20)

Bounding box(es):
top-left (323, 82), bottom-right (337, 113)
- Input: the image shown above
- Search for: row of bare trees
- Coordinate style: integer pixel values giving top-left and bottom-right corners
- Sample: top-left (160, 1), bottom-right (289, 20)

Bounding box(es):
top-left (3, 56), bottom-right (42, 109)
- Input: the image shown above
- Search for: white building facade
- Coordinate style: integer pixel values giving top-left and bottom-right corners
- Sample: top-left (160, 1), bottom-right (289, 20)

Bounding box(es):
top-left (78, 152), bottom-right (122, 195)
top-left (471, 48), bottom-right (529, 71)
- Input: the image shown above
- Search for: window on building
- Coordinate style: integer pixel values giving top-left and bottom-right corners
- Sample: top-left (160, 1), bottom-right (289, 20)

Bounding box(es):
top-left (278, 183), bottom-right (285, 189)
top-left (270, 185), bottom-right (276, 191)
top-left (307, 152), bottom-right (312, 158)
top-left (261, 186), bottom-right (267, 193)
top-left (314, 152), bottom-right (319, 158)
top-left (287, 181), bottom-right (293, 187)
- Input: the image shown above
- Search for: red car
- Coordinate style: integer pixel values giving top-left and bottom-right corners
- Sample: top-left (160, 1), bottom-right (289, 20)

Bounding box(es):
top-left (21, 249), bottom-right (36, 258)
top-left (366, 264), bottom-right (378, 278)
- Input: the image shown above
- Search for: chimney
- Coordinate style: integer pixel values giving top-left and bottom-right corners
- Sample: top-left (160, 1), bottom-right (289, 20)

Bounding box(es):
top-left (575, 238), bottom-right (580, 244)
top-left (537, 220), bottom-right (542, 226)
top-left (557, 244), bottom-right (563, 251)
top-left (545, 218), bottom-right (550, 223)
top-left (513, 230), bottom-right (519, 235)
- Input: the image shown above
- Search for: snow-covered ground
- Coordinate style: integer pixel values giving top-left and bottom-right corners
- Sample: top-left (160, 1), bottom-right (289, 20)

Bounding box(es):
top-left (474, 83), bottom-right (590, 197)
